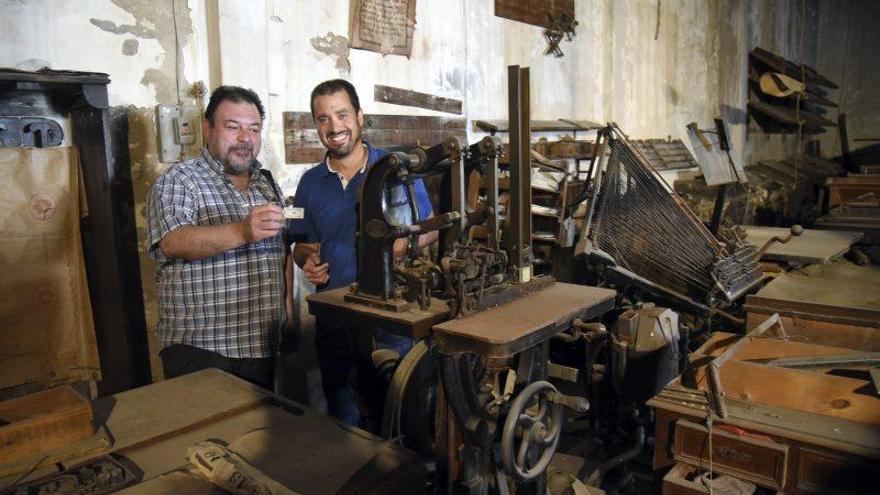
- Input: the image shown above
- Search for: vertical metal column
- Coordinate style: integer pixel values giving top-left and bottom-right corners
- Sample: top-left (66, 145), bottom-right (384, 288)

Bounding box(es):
top-left (485, 138), bottom-right (500, 251)
top-left (507, 65), bottom-right (532, 282)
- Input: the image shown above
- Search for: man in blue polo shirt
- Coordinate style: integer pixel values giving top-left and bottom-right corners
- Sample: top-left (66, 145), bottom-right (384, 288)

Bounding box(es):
top-left (291, 79), bottom-right (436, 426)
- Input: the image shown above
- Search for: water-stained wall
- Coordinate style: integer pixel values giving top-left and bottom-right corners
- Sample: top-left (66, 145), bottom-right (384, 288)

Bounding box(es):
top-left (1, 0), bottom-right (876, 395)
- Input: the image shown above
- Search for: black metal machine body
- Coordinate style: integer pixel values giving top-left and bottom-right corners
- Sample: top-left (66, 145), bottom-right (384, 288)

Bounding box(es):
top-left (345, 130), bottom-right (549, 319)
top-left (345, 137), bottom-right (466, 312)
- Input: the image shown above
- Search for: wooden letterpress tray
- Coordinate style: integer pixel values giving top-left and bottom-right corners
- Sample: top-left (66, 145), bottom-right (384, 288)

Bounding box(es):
top-left (0, 385), bottom-right (94, 465)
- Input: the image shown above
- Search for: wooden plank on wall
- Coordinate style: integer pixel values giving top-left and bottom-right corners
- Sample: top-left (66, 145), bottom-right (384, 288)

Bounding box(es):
top-left (494, 0), bottom-right (574, 30)
top-left (283, 112), bottom-right (467, 164)
top-left (374, 85), bottom-right (462, 115)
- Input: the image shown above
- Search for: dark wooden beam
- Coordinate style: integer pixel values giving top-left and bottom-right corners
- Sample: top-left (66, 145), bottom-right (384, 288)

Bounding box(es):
top-left (494, 0), bottom-right (574, 30)
top-left (374, 85), bottom-right (462, 115)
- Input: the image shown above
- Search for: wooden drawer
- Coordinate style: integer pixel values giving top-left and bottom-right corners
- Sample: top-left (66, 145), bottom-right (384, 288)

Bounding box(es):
top-left (794, 446), bottom-right (880, 495)
top-left (662, 463), bottom-right (710, 495)
top-left (673, 419), bottom-right (788, 490)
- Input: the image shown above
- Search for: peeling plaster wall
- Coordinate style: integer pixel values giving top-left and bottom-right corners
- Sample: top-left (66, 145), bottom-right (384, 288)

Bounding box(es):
top-left (2, 0), bottom-right (876, 398)
top-left (0, 0), bottom-right (182, 107)
top-left (464, 0), bottom-right (749, 168)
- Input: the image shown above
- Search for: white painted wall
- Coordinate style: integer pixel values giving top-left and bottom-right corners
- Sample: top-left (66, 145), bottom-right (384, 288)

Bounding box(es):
top-left (2, 0), bottom-right (875, 397)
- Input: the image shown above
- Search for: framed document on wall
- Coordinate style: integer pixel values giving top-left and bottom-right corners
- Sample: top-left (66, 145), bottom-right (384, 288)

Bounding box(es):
top-left (350, 0), bottom-right (417, 57)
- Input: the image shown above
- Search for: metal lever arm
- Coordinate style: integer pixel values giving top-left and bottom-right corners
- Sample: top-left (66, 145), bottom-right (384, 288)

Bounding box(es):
top-left (755, 224), bottom-right (804, 260)
top-left (389, 211), bottom-right (461, 238)
top-left (548, 391), bottom-right (589, 414)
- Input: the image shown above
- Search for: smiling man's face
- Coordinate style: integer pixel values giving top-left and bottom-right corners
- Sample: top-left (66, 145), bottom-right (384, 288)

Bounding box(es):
top-left (312, 90), bottom-right (364, 159)
top-left (203, 100), bottom-right (262, 175)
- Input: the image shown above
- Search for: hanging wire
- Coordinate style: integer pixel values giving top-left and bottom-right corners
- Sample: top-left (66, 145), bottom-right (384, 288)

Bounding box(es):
top-left (793, 0), bottom-right (807, 188)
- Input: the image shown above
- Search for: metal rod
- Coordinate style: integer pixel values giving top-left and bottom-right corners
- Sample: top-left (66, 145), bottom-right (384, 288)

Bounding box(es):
top-left (484, 137), bottom-right (501, 250)
top-left (709, 184), bottom-right (728, 236)
top-left (707, 314), bottom-right (784, 418)
top-left (507, 65), bottom-right (532, 277)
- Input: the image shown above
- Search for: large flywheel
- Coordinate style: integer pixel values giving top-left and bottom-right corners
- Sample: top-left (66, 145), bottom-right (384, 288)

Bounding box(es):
top-left (381, 341), bottom-right (437, 457)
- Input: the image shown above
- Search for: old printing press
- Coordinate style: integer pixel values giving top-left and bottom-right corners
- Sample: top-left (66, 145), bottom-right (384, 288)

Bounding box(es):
top-left (306, 66), bottom-right (620, 494)
top-left (303, 69), bottom-right (793, 493)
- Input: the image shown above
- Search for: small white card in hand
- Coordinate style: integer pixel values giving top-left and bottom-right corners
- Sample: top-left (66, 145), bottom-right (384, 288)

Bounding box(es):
top-left (284, 206), bottom-right (304, 219)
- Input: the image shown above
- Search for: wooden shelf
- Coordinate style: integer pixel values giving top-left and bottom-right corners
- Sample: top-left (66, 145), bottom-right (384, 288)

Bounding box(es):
top-left (532, 233), bottom-right (559, 242)
top-left (531, 210), bottom-right (560, 219)
top-left (473, 119), bottom-right (602, 133)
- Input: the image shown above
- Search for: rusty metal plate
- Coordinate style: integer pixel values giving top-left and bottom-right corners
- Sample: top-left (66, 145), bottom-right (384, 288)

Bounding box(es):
top-left (743, 226), bottom-right (862, 265)
top-left (432, 282), bottom-right (615, 357)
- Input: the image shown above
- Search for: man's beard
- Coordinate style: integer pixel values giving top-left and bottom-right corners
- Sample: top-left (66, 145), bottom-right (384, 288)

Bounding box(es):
top-left (328, 146), bottom-right (355, 159)
top-left (325, 130), bottom-right (359, 159)
top-left (222, 145), bottom-right (255, 175)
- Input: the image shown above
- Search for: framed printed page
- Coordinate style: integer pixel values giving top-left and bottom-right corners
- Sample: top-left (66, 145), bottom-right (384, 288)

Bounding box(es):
top-left (350, 0), bottom-right (417, 57)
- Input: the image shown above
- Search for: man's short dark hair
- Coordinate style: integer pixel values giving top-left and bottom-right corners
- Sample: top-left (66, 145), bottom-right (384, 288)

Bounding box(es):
top-left (204, 85), bottom-right (265, 125)
top-left (310, 79), bottom-right (361, 119)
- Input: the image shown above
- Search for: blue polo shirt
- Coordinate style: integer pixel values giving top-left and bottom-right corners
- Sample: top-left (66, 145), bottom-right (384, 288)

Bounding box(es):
top-left (292, 144), bottom-right (433, 291)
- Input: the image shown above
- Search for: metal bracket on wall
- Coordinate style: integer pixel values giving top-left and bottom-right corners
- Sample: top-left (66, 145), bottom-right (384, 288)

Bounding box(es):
top-left (543, 12), bottom-right (578, 57)
top-left (0, 117), bottom-right (64, 148)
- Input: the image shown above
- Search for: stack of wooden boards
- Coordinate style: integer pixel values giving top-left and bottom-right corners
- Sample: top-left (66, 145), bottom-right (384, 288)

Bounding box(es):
top-left (748, 47), bottom-right (838, 135)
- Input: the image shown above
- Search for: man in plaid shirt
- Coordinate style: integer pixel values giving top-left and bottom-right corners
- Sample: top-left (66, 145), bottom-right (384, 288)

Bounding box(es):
top-left (147, 86), bottom-right (290, 390)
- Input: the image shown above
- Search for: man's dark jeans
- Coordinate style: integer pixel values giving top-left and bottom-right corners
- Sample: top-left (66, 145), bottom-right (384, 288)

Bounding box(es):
top-left (160, 344), bottom-right (275, 391)
top-left (314, 319), bottom-right (412, 426)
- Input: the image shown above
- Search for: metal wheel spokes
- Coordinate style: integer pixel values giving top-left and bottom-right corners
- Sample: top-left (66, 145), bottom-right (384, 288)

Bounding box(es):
top-left (501, 380), bottom-right (563, 481)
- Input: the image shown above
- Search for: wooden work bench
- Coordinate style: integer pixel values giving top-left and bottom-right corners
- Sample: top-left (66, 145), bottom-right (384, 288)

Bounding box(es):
top-left (0, 369), bottom-right (424, 494)
top-left (744, 261), bottom-right (880, 350)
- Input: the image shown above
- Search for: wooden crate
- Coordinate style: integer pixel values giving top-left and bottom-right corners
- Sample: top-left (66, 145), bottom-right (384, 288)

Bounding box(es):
top-left (0, 385), bottom-right (94, 465)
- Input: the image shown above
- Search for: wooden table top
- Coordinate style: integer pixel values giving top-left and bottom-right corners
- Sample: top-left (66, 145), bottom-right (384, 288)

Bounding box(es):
top-left (307, 287), bottom-right (451, 339)
top-left (433, 282), bottom-right (616, 357)
top-left (3, 370), bottom-right (422, 494)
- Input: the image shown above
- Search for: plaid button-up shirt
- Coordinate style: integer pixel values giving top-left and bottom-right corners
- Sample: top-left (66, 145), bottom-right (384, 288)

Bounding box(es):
top-left (147, 149), bottom-right (288, 359)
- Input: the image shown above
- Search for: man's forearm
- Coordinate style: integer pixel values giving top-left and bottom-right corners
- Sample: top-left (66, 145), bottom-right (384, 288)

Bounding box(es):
top-left (159, 224), bottom-right (247, 261)
top-left (418, 230), bottom-right (438, 248)
top-left (417, 212), bottom-right (438, 247)
top-left (293, 242), bottom-right (319, 269)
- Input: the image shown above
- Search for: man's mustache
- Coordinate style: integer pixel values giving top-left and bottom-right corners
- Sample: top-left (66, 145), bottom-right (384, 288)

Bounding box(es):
top-left (229, 144), bottom-right (254, 153)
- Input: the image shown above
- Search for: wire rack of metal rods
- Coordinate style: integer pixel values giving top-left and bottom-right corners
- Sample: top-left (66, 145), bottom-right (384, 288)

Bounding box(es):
top-left (585, 125), bottom-right (760, 303)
